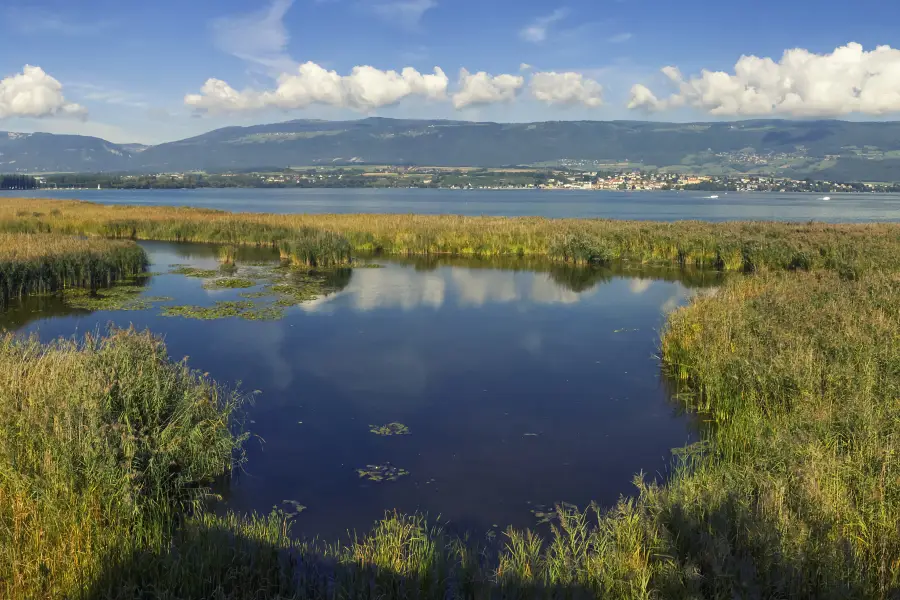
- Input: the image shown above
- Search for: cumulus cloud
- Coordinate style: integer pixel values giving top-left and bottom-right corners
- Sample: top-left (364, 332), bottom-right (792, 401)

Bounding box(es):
top-left (185, 62), bottom-right (448, 113)
top-left (452, 69), bottom-right (524, 109)
top-left (628, 42), bottom-right (900, 117)
top-left (520, 8), bottom-right (569, 43)
top-left (0, 65), bottom-right (87, 120)
top-left (529, 71), bottom-right (603, 107)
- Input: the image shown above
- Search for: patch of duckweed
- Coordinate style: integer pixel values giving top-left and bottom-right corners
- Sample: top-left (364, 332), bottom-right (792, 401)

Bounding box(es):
top-left (161, 300), bottom-right (284, 321)
top-left (280, 499), bottom-right (307, 517)
top-left (238, 291), bottom-right (271, 299)
top-left (169, 266), bottom-right (219, 278)
top-left (63, 285), bottom-right (173, 311)
top-left (202, 278), bottom-right (256, 289)
top-left (528, 502), bottom-right (580, 526)
top-left (357, 463), bottom-right (409, 483)
top-left (369, 422), bottom-right (410, 436)
top-left (354, 263), bottom-right (385, 268)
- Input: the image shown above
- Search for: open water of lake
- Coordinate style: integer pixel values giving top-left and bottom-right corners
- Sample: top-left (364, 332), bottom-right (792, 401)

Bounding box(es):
top-left (4, 188), bottom-right (900, 222)
top-left (0, 242), bottom-right (719, 540)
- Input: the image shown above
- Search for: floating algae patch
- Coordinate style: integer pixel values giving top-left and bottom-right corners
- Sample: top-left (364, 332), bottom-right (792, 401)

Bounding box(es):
top-left (162, 300), bottom-right (284, 321)
top-left (202, 278), bottom-right (257, 289)
top-left (238, 291), bottom-right (272, 299)
top-left (169, 266), bottom-right (219, 278)
top-left (280, 499), bottom-right (307, 517)
top-left (528, 502), bottom-right (580, 526)
top-left (353, 263), bottom-right (385, 269)
top-left (369, 422), bottom-right (410, 436)
top-left (63, 285), bottom-right (173, 312)
top-left (357, 463), bottom-right (409, 483)
top-left (269, 268), bottom-right (352, 307)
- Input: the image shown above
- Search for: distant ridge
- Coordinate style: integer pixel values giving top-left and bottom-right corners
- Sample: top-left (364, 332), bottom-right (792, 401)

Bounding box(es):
top-left (3, 118), bottom-right (900, 181)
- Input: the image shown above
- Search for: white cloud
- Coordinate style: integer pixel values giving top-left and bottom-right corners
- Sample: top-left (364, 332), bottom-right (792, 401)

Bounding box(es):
top-left (529, 71), bottom-right (603, 107)
top-left (452, 69), bottom-right (524, 109)
top-left (608, 32), bottom-right (632, 43)
top-left (0, 66), bottom-right (87, 120)
top-left (628, 42), bottom-right (900, 117)
top-left (520, 8), bottom-right (569, 43)
top-left (212, 0), bottom-right (297, 75)
top-left (68, 83), bottom-right (149, 109)
top-left (367, 0), bottom-right (437, 29)
top-left (185, 62), bottom-right (448, 113)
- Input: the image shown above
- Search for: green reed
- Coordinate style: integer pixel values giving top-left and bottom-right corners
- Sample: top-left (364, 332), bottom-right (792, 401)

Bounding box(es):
top-left (0, 232), bottom-right (147, 307)
top-left (0, 328), bottom-right (245, 599)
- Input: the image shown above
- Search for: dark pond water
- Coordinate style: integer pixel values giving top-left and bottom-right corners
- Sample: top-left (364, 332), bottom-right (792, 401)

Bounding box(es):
top-left (1, 242), bottom-right (719, 540)
top-left (4, 187), bottom-right (900, 222)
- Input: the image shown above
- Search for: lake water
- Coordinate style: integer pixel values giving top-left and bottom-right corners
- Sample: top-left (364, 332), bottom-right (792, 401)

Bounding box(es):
top-left (4, 188), bottom-right (900, 222)
top-left (2, 242), bottom-right (715, 540)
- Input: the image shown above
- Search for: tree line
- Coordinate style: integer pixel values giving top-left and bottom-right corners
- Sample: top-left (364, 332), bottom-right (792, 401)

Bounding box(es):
top-left (0, 175), bottom-right (38, 190)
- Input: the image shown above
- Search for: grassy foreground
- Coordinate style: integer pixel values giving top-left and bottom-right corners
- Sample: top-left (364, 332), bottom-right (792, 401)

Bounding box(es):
top-left (2, 198), bottom-right (899, 273)
top-left (0, 232), bottom-right (147, 307)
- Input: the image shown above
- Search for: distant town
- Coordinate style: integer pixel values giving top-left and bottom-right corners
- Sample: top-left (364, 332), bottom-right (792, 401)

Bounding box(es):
top-left (3, 167), bottom-right (900, 194)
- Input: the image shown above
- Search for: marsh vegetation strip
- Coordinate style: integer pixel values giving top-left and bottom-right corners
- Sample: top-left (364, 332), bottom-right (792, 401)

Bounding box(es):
top-left (6, 187), bottom-right (900, 221)
top-left (4, 240), bottom-right (700, 543)
top-left (1, 198), bottom-right (899, 274)
top-left (0, 232), bottom-right (147, 306)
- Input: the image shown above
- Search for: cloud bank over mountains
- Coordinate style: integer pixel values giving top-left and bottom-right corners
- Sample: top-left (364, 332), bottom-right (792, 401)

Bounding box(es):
top-left (629, 43), bottom-right (900, 117)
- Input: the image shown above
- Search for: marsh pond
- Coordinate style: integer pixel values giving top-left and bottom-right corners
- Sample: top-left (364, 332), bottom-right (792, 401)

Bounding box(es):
top-left (2, 241), bottom-right (720, 540)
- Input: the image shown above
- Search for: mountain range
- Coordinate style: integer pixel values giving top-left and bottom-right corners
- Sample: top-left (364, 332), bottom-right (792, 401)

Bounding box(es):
top-left (4, 118), bottom-right (900, 181)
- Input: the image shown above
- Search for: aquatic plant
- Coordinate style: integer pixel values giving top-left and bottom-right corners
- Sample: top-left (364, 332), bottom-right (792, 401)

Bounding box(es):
top-left (357, 464), bottom-right (410, 482)
top-left (369, 422), bottom-right (410, 436)
top-left (64, 284), bottom-right (173, 311)
top-left (202, 277), bottom-right (257, 289)
top-left (0, 232), bottom-right (147, 307)
top-left (161, 300), bottom-right (284, 321)
top-left (0, 328), bottom-right (244, 599)
top-left (169, 266), bottom-right (219, 278)
top-left (2, 198), bottom-right (898, 274)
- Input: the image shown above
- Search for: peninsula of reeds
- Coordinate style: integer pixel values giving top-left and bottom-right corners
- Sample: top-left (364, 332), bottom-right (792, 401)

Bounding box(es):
top-left (0, 232), bottom-right (147, 307)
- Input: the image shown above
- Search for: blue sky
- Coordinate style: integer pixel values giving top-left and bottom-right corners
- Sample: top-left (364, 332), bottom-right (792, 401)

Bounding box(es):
top-left (1, 0), bottom-right (899, 144)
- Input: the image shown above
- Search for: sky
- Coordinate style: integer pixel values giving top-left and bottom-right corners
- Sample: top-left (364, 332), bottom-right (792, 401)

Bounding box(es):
top-left (1, 0), bottom-right (899, 144)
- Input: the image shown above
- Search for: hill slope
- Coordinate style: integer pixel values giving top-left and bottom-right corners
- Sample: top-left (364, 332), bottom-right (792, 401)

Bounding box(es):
top-left (4, 118), bottom-right (900, 180)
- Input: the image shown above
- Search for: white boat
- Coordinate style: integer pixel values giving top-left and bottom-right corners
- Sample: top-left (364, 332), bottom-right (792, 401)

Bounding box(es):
top-left (821, 196), bottom-right (831, 201)
top-left (709, 194), bottom-right (719, 199)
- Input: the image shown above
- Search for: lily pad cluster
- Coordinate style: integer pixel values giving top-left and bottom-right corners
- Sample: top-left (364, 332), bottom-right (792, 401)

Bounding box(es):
top-left (357, 463), bottom-right (409, 483)
top-left (369, 422), bottom-right (410, 436)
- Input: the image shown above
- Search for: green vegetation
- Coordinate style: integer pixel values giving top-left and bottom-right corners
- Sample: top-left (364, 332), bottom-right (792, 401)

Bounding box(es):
top-left (357, 464), bottom-right (411, 482)
top-left (0, 232), bottom-right (147, 307)
top-left (0, 328), bottom-right (243, 599)
top-left (1, 198), bottom-right (898, 598)
top-left (169, 266), bottom-right (219, 277)
top-left (370, 422), bottom-right (411, 436)
top-left (162, 300), bottom-right (284, 321)
top-left (2, 199), bottom-right (899, 274)
top-left (63, 285), bottom-right (172, 311)
top-left (202, 277), bottom-right (257, 289)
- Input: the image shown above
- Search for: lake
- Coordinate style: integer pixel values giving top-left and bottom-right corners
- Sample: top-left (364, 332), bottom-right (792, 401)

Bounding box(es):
top-left (4, 188), bottom-right (900, 221)
top-left (1, 241), bottom-right (715, 540)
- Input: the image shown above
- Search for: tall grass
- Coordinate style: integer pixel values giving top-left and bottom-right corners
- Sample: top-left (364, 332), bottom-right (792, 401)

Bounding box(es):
top-left (0, 232), bottom-right (147, 307)
top-left (0, 328), bottom-right (244, 599)
top-left (1, 198), bottom-right (898, 273)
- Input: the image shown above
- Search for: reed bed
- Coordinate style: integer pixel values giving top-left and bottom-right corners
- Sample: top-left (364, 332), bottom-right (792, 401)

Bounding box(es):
top-left (0, 328), bottom-right (244, 599)
top-left (1, 198), bottom-right (898, 273)
top-left (0, 232), bottom-right (147, 306)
